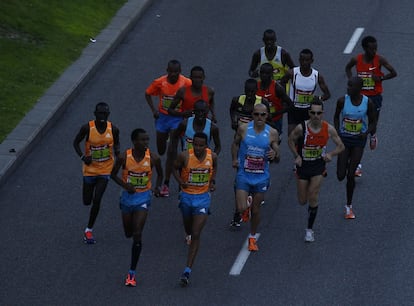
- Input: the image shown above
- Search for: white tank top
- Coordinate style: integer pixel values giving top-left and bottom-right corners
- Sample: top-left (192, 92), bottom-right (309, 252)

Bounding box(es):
top-left (289, 67), bottom-right (319, 108)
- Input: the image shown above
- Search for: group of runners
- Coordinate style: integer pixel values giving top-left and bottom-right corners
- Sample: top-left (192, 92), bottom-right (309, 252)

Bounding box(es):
top-left (72, 29), bottom-right (396, 287)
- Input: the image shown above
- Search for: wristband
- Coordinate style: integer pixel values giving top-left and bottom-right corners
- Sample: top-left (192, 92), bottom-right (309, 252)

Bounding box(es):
top-left (80, 155), bottom-right (85, 161)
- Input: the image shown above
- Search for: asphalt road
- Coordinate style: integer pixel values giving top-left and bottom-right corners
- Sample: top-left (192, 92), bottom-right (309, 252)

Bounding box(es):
top-left (1, 0), bottom-right (414, 305)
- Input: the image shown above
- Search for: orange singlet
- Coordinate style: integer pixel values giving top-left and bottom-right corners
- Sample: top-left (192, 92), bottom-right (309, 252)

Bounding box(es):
top-left (181, 85), bottom-right (209, 112)
top-left (180, 148), bottom-right (213, 194)
top-left (83, 120), bottom-right (114, 176)
top-left (122, 148), bottom-right (152, 192)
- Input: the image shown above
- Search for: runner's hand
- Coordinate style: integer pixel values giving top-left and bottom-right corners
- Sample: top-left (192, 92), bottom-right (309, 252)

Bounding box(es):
top-left (82, 155), bottom-right (92, 165)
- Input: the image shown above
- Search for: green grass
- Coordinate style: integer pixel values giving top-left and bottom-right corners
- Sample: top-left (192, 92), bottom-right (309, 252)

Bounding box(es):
top-left (0, 0), bottom-right (127, 142)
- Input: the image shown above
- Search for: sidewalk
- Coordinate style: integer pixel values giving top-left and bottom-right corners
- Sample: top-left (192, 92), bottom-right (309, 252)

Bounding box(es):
top-left (0, 0), bottom-right (153, 186)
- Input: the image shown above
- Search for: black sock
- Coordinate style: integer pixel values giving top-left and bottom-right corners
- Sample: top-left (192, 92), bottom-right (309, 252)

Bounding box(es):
top-left (164, 180), bottom-right (169, 186)
top-left (307, 206), bottom-right (318, 229)
top-left (130, 241), bottom-right (142, 271)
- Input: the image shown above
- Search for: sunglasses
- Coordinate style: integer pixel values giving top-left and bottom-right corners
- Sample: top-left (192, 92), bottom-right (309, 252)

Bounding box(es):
top-left (253, 112), bottom-right (267, 117)
top-left (309, 111), bottom-right (323, 115)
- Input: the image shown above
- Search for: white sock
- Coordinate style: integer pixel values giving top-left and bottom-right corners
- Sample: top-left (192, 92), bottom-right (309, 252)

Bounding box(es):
top-left (85, 227), bottom-right (92, 233)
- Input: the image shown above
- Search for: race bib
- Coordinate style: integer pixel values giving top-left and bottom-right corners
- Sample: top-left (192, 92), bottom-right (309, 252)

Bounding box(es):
top-left (244, 155), bottom-right (265, 173)
top-left (343, 117), bottom-right (362, 135)
top-left (127, 172), bottom-right (149, 189)
top-left (302, 145), bottom-right (323, 161)
top-left (238, 116), bottom-right (251, 125)
top-left (294, 89), bottom-right (313, 108)
top-left (161, 95), bottom-right (176, 111)
top-left (358, 72), bottom-right (375, 90)
top-left (188, 169), bottom-right (210, 186)
top-left (185, 137), bottom-right (193, 150)
top-left (269, 102), bottom-right (276, 114)
top-left (91, 145), bottom-right (110, 162)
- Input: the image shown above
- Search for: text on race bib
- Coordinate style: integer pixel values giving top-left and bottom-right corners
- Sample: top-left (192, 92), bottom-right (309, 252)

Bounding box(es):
top-left (188, 168), bottom-right (210, 186)
top-left (343, 117), bottom-right (363, 135)
top-left (244, 155), bottom-right (265, 173)
top-left (127, 171), bottom-right (149, 189)
top-left (91, 145), bottom-right (110, 162)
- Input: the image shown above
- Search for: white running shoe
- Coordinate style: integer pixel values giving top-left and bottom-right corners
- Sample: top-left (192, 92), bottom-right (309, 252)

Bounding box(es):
top-left (304, 229), bottom-right (315, 242)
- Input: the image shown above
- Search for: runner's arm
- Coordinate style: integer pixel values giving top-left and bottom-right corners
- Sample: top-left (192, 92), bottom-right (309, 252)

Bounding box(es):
top-left (150, 152), bottom-right (163, 197)
top-left (317, 73), bottom-right (331, 101)
top-left (248, 50), bottom-right (261, 78)
top-left (325, 124), bottom-right (345, 162)
top-left (345, 57), bottom-right (357, 79)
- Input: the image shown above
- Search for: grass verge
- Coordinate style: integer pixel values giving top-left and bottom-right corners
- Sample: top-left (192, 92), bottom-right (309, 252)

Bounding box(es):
top-left (0, 0), bottom-right (127, 142)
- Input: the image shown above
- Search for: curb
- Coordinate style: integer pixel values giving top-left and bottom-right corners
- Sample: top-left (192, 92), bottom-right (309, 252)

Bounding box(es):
top-left (0, 0), bottom-right (154, 186)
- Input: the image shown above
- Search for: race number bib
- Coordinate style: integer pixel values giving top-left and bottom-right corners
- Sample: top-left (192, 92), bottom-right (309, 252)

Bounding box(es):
top-left (161, 95), bottom-right (176, 111)
top-left (185, 137), bottom-right (193, 150)
top-left (244, 155), bottom-right (265, 173)
top-left (302, 145), bottom-right (323, 161)
top-left (238, 116), bottom-right (251, 125)
top-left (188, 169), bottom-right (210, 186)
top-left (343, 117), bottom-right (363, 135)
top-left (294, 89), bottom-right (313, 108)
top-left (268, 101), bottom-right (276, 114)
top-left (358, 72), bottom-right (375, 90)
top-left (127, 172), bottom-right (149, 189)
top-left (90, 145), bottom-right (110, 162)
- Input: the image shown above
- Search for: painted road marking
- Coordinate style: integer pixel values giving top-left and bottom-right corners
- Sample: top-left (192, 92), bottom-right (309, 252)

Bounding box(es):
top-left (229, 233), bottom-right (261, 276)
top-left (343, 27), bottom-right (364, 54)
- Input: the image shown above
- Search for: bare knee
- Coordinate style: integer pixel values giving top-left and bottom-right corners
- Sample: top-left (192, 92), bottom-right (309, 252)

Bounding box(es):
top-left (298, 198), bottom-right (307, 206)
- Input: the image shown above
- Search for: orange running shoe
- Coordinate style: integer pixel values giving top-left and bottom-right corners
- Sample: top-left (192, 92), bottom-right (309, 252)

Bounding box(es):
top-left (241, 195), bottom-right (252, 222)
top-left (241, 207), bottom-right (250, 222)
top-left (345, 206), bottom-right (356, 219)
top-left (125, 272), bottom-right (136, 287)
top-left (248, 237), bottom-right (259, 252)
top-left (83, 231), bottom-right (96, 244)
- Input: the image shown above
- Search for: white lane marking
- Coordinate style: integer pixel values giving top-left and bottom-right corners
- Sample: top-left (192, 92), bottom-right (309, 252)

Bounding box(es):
top-left (229, 233), bottom-right (261, 276)
top-left (343, 27), bottom-right (365, 54)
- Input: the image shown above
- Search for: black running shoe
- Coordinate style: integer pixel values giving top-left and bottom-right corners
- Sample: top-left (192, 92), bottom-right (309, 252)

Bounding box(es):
top-left (229, 212), bottom-right (241, 229)
top-left (180, 272), bottom-right (190, 287)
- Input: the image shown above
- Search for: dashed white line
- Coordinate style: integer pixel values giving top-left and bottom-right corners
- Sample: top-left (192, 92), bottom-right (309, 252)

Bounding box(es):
top-left (343, 27), bottom-right (365, 54)
top-left (229, 233), bottom-right (261, 276)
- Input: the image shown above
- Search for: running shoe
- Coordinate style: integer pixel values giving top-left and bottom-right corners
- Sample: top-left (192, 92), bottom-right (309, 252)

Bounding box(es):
top-left (370, 134), bottom-right (377, 150)
top-left (241, 207), bottom-right (250, 222)
top-left (180, 272), bottom-right (190, 287)
top-left (229, 213), bottom-right (241, 229)
top-left (230, 220), bottom-right (241, 228)
top-left (185, 235), bottom-right (192, 245)
top-left (83, 231), bottom-right (96, 244)
top-left (345, 206), bottom-right (356, 219)
top-left (304, 229), bottom-right (315, 242)
top-left (241, 196), bottom-right (252, 222)
top-left (125, 272), bottom-right (136, 287)
top-left (354, 164), bottom-right (362, 177)
top-left (159, 184), bottom-right (170, 197)
top-left (248, 237), bottom-right (259, 252)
